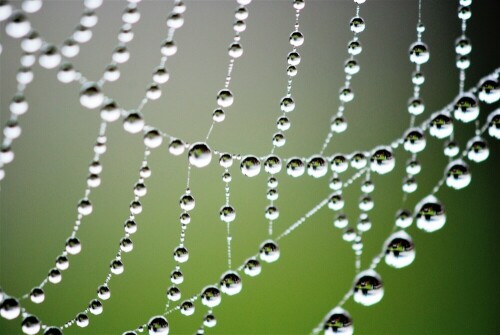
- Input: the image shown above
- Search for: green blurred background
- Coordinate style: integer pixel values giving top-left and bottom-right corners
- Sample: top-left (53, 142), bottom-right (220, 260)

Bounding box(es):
top-left (1, 0), bottom-right (499, 334)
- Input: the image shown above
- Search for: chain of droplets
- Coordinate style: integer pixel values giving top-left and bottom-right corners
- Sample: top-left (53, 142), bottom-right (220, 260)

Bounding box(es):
top-left (0, 0), bottom-right (105, 185)
top-left (318, 3), bottom-right (365, 156)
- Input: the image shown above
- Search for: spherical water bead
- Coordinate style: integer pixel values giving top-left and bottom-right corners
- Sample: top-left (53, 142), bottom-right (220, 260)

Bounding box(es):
top-left (487, 110), bottom-right (500, 139)
top-left (166, 12), bottom-right (184, 29)
top-left (104, 64), bottom-right (120, 82)
top-left (81, 10), bottom-right (98, 28)
top-left (123, 5), bottom-right (140, 24)
top-left (353, 270), bottom-right (384, 306)
top-left (6, 11), bottom-right (31, 38)
top-left (80, 83), bottom-right (104, 109)
top-left (129, 200), bottom-right (142, 215)
top-left (240, 155), bottom-right (261, 177)
top-left (20, 52), bottom-right (36, 67)
top-left (412, 71), bottom-right (425, 85)
top-left (244, 258), bottom-right (261, 277)
top-left (370, 147), bottom-right (395, 174)
top-left (350, 152), bottom-right (367, 170)
top-left (429, 112), bottom-right (453, 139)
top-left (267, 188), bottom-right (278, 201)
top-left (169, 139), bottom-right (185, 156)
top-left (347, 40), bottom-right (362, 55)
top-left (76, 313), bottom-right (89, 327)
top-left (402, 177), bottom-right (417, 193)
top-left (220, 271), bottom-right (242, 295)
top-left (60, 39), bottom-right (79, 58)
top-left (21, 31), bottom-right (42, 53)
top-left (268, 177), bottom-right (278, 188)
top-left (219, 153), bottom-right (233, 168)
top-left (220, 205), bottom-right (236, 223)
top-left (331, 116), bottom-right (348, 133)
top-left (77, 199), bottom-right (93, 216)
top-left (354, 0), bottom-right (366, 3)
top-left (406, 160), bottom-right (421, 175)
top-left (0, 147), bottom-right (13, 164)
top-left (287, 51), bottom-right (301, 66)
top-left (357, 213), bottom-right (371, 232)
top-left (210, 108), bottom-right (225, 122)
top-left (21, 315), bottom-right (41, 335)
top-left (180, 212), bottom-right (191, 224)
top-left (456, 55), bottom-right (470, 70)
top-left (228, 42), bottom-right (243, 58)
top-left (279, 97), bottom-right (296, 114)
top-left (265, 206), bottom-right (279, 220)
top-left (167, 286), bottom-right (181, 301)
top-left (458, 6), bottom-right (471, 20)
top-left (170, 269), bottom-right (184, 284)
top-left (217, 89), bottom-right (234, 108)
top-left (359, 195), bottom-right (374, 212)
top-left (467, 136), bottom-right (489, 163)
top-left (446, 160), bottom-right (471, 190)
top-left (407, 98), bottom-right (425, 115)
top-left (343, 227), bottom-right (357, 242)
top-left (455, 37), bottom-right (472, 56)
top-left (460, 0), bottom-right (472, 5)
top-left (57, 63), bottom-right (77, 83)
top-left (153, 67), bottom-right (169, 84)
top-left (350, 16), bottom-right (365, 33)
top-left (173, 246), bottom-right (189, 263)
top-left (272, 132), bottom-right (286, 147)
top-left (339, 87), bottom-right (354, 103)
top-left (203, 313), bottom-right (217, 328)
top-left (403, 128), bottom-right (426, 153)
top-left (142, 130), bottom-right (163, 149)
top-left (110, 259), bottom-right (124, 275)
top-left (146, 84), bottom-right (162, 100)
top-left (85, 0), bottom-right (103, 9)
top-left (180, 301), bottom-right (195, 316)
top-left (329, 177), bottom-right (343, 191)
top-left (361, 180), bottom-right (374, 193)
top-left (124, 219), bottom-right (138, 234)
top-left (113, 45), bottom-right (130, 63)
top-left (331, 154), bottom-right (349, 173)
top-left (43, 327), bottom-right (63, 335)
top-left (10, 95), bottom-right (29, 115)
top-left (323, 307), bottom-right (354, 335)
top-left (344, 59), bottom-right (360, 75)
top-left (120, 237), bottom-right (133, 253)
top-left (409, 42), bottom-right (430, 65)
top-left (384, 231), bottom-right (415, 269)
top-left (264, 155), bottom-right (282, 174)
top-left (201, 286), bottom-right (221, 308)
top-left (234, 20), bottom-right (246, 33)
top-left (118, 24), bottom-right (133, 42)
top-left (188, 142), bottom-right (212, 168)
top-left (0, 1), bottom-right (12, 22)
top-left (147, 316), bottom-right (169, 335)
top-left (4, 121), bottom-right (21, 140)
top-left (444, 140), bottom-right (459, 157)
top-left (140, 165), bottom-right (152, 179)
top-left (89, 299), bottom-right (103, 315)
top-left (454, 94), bottom-right (479, 123)
top-left (307, 156), bottom-right (328, 178)
top-left (237, 0), bottom-right (252, 5)
top-left (123, 112), bottom-right (145, 134)
top-left (395, 209), bottom-right (413, 229)
top-left (328, 193), bottom-right (344, 211)
top-left (99, 101), bottom-right (120, 123)
top-left (17, 66), bottom-right (34, 84)
top-left (333, 214), bottom-right (348, 229)
top-left (0, 297), bottom-right (20, 320)
top-left (289, 31), bottom-right (304, 47)
top-left (97, 285), bottom-right (111, 300)
top-left (235, 6), bottom-right (249, 20)
top-left (179, 194), bottom-right (195, 212)
top-left (478, 79), bottom-right (499, 104)
top-left (65, 237), bottom-right (81, 255)
top-left (55, 255), bottom-right (69, 271)
top-left (415, 195), bottom-right (446, 233)
top-left (73, 25), bottom-right (92, 43)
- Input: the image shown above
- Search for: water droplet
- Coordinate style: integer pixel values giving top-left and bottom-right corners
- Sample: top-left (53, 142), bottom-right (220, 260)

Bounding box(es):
top-left (233, 20), bottom-right (246, 32)
top-left (289, 31), bottom-right (304, 47)
top-left (277, 116), bottom-right (291, 131)
top-left (124, 219), bottom-right (138, 234)
top-left (104, 64), bottom-right (120, 81)
top-left (287, 51), bottom-right (301, 66)
top-left (384, 231), bottom-right (415, 268)
top-left (343, 227), bottom-right (357, 242)
top-left (323, 307), bottom-right (353, 335)
top-left (415, 195), bottom-right (446, 233)
top-left (39, 44), bottom-right (61, 69)
top-left (357, 213), bottom-right (372, 232)
top-left (180, 194), bottom-right (195, 211)
top-left (220, 205), bottom-right (236, 223)
top-left (404, 128), bottom-right (426, 153)
top-left (4, 120), bottom-right (21, 140)
top-left (454, 93), bottom-right (479, 123)
top-left (267, 188), bottom-right (278, 201)
top-left (219, 153), bottom-right (233, 168)
top-left (89, 299), bottom-right (103, 315)
top-left (456, 55), bottom-right (470, 70)
top-left (123, 112), bottom-right (145, 134)
top-left (217, 89), bottom-right (234, 108)
top-left (244, 258), bottom-right (262, 277)
top-left (478, 79), bottom-right (499, 104)
top-left (331, 116), bottom-right (348, 133)
top-left (328, 193), bottom-right (344, 211)
top-left (173, 246), bottom-right (189, 263)
top-left (409, 42), bottom-right (430, 64)
top-left (455, 37), bottom-right (472, 55)
top-left (170, 270), bottom-right (184, 284)
top-left (28, 287), bottom-right (44, 304)
top-left (97, 285), bottom-right (111, 300)
top-left (201, 286), bottom-right (221, 308)
top-left (188, 142), bottom-right (212, 168)
top-left (353, 270), bottom-right (384, 306)
top-left (146, 84), bottom-right (162, 100)
top-left (220, 271), bottom-right (242, 295)
top-left (228, 42), bottom-right (243, 58)
top-left (6, 11), bottom-right (31, 38)
top-left (43, 327), bottom-right (62, 335)
top-left (235, 7), bottom-right (249, 20)
top-left (350, 16), bottom-right (365, 33)
top-left (10, 94), bottom-right (28, 115)
top-left (180, 301), bottom-right (195, 316)
top-left (79, 83), bottom-right (103, 109)
top-left (268, 177), bottom-right (278, 188)
top-left (167, 286), bottom-right (181, 301)
top-left (370, 147), bottom-right (395, 174)
top-left (347, 40), bottom-right (362, 55)
top-left (134, 182), bottom-right (147, 197)
top-left (167, 139), bottom-right (185, 156)
top-left (110, 259), bottom-right (124, 275)
top-left (333, 214), bottom-right (348, 229)
top-left (331, 154), bottom-right (349, 173)
top-left (329, 177), bottom-right (343, 191)
top-left (123, 5), bottom-right (140, 24)
top-left (444, 140), bottom-right (460, 157)
top-left (265, 206), bottom-right (279, 220)
top-left (56, 255), bottom-right (69, 271)
top-left (0, 297), bottom-right (20, 320)
top-left (412, 71), bottom-right (425, 85)
top-left (280, 96), bottom-right (295, 113)
top-left (21, 31), bottom-right (42, 53)
top-left (429, 112), bottom-right (453, 139)
top-left (458, 5), bottom-right (471, 20)
top-left (407, 97), bottom-right (425, 115)
top-left (467, 136), bottom-right (490, 163)
top-left (395, 209), bottom-right (413, 228)
top-left (76, 313), bottom-right (89, 327)
top-left (240, 155), bottom-right (261, 177)
top-left (264, 155), bottom-right (282, 174)
top-left (120, 237), bottom-right (133, 253)
top-left (350, 152), bottom-right (367, 170)
top-left (272, 133), bottom-right (286, 147)
top-left (344, 59), bottom-right (360, 75)
top-left (361, 180), bottom-right (374, 193)
top-left (21, 315), bottom-right (41, 334)
top-left (359, 195), bottom-right (374, 212)
top-left (148, 316), bottom-right (169, 335)
top-left (203, 313), bottom-right (217, 328)
top-left (487, 110), bottom-right (500, 139)
top-left (0, 1), bottom-right (12, 22)
top-left (307, 156), bottom-right (328, 178)
top-left (65, 237), bottom-right (81, 255)
top-left (402, 177), bottom-right (418, 193)
top-left (130, 200), bottom-right (142, 215)
top-left (213, 108), bottom-right (225, 122)
top-left (339, 87), bottom-right (354, 102)
top-left (77, 199), bottom-right (93, 216)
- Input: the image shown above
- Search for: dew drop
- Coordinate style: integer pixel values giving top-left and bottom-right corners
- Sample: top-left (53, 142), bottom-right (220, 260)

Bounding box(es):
top-left (353, 270), bottom-right (384, 306)
top-left (331, 116), bottom-right (348, 133)
top-left (170, 270), bottom-right (184, 284)
top-left (167, 286), bottom-right (181, 301)
top-left (168, 139), bottom-right (185, 156)
top-left (458, 5), bottom-right (471, 20)
top-left (29, 287), bottom-right (45, 304)
top-left (110, 259), bottom-right (124, 275)
top-left (415, 195), bottom-right (446, 233)
top-left (123, 112), bottom-right (145, 134)
top-left (403, 128), bottom-right (426, 153)
top-left (289, 31), bottom-right (304, 47)
top-left (76, 313), bottom-right (89, 328)
top-left (180, 301), bottom-right (195, 316)
top-left (328, 193), bottom-right (344, 211)
top-left (240, 155), bottom-right (261, 177)
top-left (487, 110), bottom-right (500, 139)
top-left (350, 152), bottom-right (367, 170)
top-left (97, 285), bottom-right (111, 300)
top-left (120, 237), bottom-right (134, 253)
top-left (323, 307), bottom-right (353, 335)
top-left (220, 205), bottom-right (236, 223)
top-left (55, 255), bottom-right (69, 271)
top-left (429, 112), bottom-right (453, 139)
top-left (65, 237), bottom-right (81, 255)
top-left (347, 40), bottom-right (362, 55)
top-left (113, 45), bottom-right (130, 63)
top-left (333, 214), bottom-right (348, 229)
top-left (339, 87), bottom-right (354, 102)
top-left (147, 316), bottom-right (169, 335)
top-left (454, 93), bottom-right (479, 123)
top-left (244, 258), bottom-right (262, 277)
top-left (446, 160), bottom-right (471, 190)
top-left (350, 16), bottom-right (365, 33)
top-left (444, 140), bottom-right (460, 157)
top-left (409, 42), bottom-right (430, 64)
top-left (402, 177), bottom-right (418, 193)
top-left (203, 313), bottom-right (217, 328)
top-left (455, 37), bottom-right (472, 55)
top-left (395, 209), bottom-right (413, 229)
top-left (280, 96), bottom-right (295, 113)
top-left (331, 154), bottom-right (349, 173)
top-left (21, 315), bottom-right (41, 335)
top-left (6, 11), bottom-right (31, 38)
top-left (217, 89), bottom-right (234, 108)
top-left (104, 64), bottom-right (120, 81)
top-left (344, 59), bottom-right (360, 75)
top-left (180, 194), bottom-right (195, 211)
top-left (39, 44), bottom-right (61, 69)
top-left (0, 297), bottom-right (20, 320)
top-left (173, 246), bottom-right (189, 263)
top-left (43, 327), bottom-right (62, 335)
top-left (478, 79), bottom-right (499, 104)
top-left (80, 83), bottom-right (104, 109)
top-left (77, 199), bottom-right (93, 216)
top-left (220, 271), bottom-right (242, 295)
top-left (201, 286), bottom-right (221, 308)
top-left (384, 231), bottom-right (415, 269)
top-left (307, 156), bottom-right (328, 178)
top-left (264, 155), bottom-right (282, 174)
top-left (188, 142), bottom-right (212, 168)
top-left (370, 147), bottom-right (395, 174)
top-left (407, 97), bottom-right (425, 115)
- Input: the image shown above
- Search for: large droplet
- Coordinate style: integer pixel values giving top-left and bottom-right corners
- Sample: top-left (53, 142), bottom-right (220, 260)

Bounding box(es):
top-left (429, 112), bottom-right (453, 139)
top-left (0, 297), bottom-right (20, 320)
top-left (123, 112), bottom-right (145, 134)
top-left (353, 270), bottom-right (384, 306)
top-left (240, 155), bottom-right (261, 177)
top-left (331, 154), bottom-right (349, 173)
top-left (323, 307), bottom-right (353, 335)
top-left (30, 287), bottom-right (45, 304)
top-left (147, 316), bottom-right (169, 335)
top-left (220, 205), bottom-right (236, 223)
top-left (403, 128), bottom-right (426, 153)
top-left (217, 89), bottom-right (234, 107)
top-left (179, 194), bottom-right (195, 211)
top-left (409, 42), bottom-right (430, 64)
top-left (6, 11), bottom-right (31, 38)
top-left (80, 82), bottom-right (104, 109)
top-left (328, 193), bottom-right (344, 211)
top-left (384, 231), bottom-right (415, 269)
top-left (395, 209), bottom-right (413, 229)
top-left (415, 195), bottom-right (446, 233)
top-left (370, 147), bottom-right (395, 174)
top-left (286, 157), bottom-right (305, 177)
top-left (180, 301), bottom-right (195, 316)
top-left (43, 327), bottom-right (63, 335)
top-left (259, 240), bottom-right (280, 263)
top-left (201, 286), bottom-right (221, 308)
top-left (264, 155), bottom-right (282, 174)
top-left (289, 31), bottom-right (304, 47)
top-left (350, 16), bottom-right (365, 33)
top-left (307, 156), bottom-right (328, 178)
top-left (466, 136), bottom-right (490, 163)
top-left (446, 160), bottom-right (471, 190)
top-left (188, 142), bottom-right (212, 168)
top-left (65, 237), bottom-right (81, 255)
top-left (220, 271), bottom-right (242, 296)
top-left (454, 94), bottom-right (479, 123)
top-left (244, 258), bottom-right (262, 277)
top-left (21, 315), bottom-right (41, 335)
top-left (478, 78), bottom-right (499, 104)
top-left (350, 152), bottom-right (367, 170)
top-left (173, 246), bottom-right (189, 263)
top-left (487, 109), bottom-right (500, 139)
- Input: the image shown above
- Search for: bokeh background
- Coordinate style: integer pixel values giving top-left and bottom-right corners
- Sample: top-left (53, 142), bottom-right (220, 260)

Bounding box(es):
top-left (1, 0), bottom-right (499, 334)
